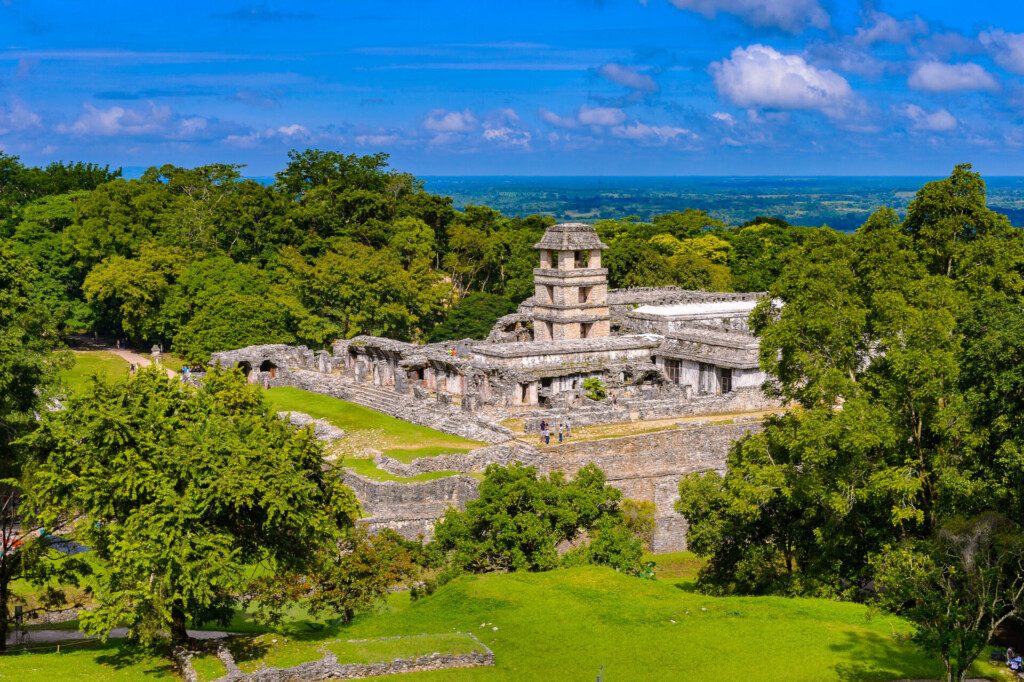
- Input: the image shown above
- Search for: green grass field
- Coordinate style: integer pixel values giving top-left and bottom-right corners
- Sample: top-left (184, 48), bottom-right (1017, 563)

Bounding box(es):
top-left (341, 457), bottom-right (461, 483)
top-left (59, 351), bottom-right (130, 393)
top-left (265, 386), bottom-right (482, 461)
top-left (1, 565), bottom-right (1008, 681)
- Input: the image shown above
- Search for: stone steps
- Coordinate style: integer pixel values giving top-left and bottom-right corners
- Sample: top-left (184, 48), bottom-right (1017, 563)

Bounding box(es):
top-left (280, 370), bottom-right (512, 444)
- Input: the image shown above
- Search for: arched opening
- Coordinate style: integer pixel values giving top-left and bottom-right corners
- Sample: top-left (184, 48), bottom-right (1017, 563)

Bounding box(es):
top-left (259, 360), bottom-right (278, 379)
top-left (237, 362), bottom-right (252, 380)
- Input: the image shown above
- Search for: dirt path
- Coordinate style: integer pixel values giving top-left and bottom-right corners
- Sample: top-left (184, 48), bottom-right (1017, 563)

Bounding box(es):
top-left (107, 348), bottom-right (176, 379)
top-left (7, 627), bottom-right (232, 646)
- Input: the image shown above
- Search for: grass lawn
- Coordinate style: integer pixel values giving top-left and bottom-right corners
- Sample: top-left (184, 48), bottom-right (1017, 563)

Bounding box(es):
top-left (265, 387), bottom-right (483, 460)
top-left (1, 565), bottom-right (1011, 681)
top-left (0, 640), bottom-right (177, 681)
top-left (59, 351), bottom-right (130, 394)
top-left (342, 457), bottom-right (461, 483)
top-left (149, 352), bottom-right (185, 372)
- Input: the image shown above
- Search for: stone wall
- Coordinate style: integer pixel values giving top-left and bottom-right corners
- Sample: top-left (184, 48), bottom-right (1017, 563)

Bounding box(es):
top-left (344, 472), bottom-right (481, 540)
top-left (347, 419), bottom-right (761, 551)
top-left (521, 387), bottom-right (776, 433)
top-left (537, 419), bottom-right (762, 552)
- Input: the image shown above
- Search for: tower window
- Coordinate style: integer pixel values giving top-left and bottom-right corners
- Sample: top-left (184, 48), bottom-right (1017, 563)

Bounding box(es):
top-left (575, 251), bottom-right (589, 268)
top-left (581, 322), bottom-right (593, 338)
top-left (579, 286), bottom-right (592, 304)
top-left (546, 285), bottom-right (555, 304)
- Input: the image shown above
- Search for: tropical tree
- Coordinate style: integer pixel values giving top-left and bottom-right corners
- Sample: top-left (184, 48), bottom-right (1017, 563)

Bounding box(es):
top-left (25, 367), bottom-right (360, 647)
top-left (872, 514), bottom-right (1024, 682)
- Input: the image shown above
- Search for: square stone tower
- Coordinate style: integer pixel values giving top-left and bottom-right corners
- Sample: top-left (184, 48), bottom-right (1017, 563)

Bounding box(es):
top-left (532, 222), bottom-right (611, 341)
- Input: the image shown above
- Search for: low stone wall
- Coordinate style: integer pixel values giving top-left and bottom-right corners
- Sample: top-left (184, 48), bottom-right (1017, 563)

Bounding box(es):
top-left (375, 443), bottom-right (543, 477)
top-left (206, 635), bottom-right (495, 682)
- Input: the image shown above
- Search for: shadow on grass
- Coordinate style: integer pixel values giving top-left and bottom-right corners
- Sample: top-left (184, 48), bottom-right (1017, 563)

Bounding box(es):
top-left (94, 641), bottom-right (176, 676)
top-left (830, 629), bottom-right (940, 681)
top-left (224, 636), bottom-right (272, 667)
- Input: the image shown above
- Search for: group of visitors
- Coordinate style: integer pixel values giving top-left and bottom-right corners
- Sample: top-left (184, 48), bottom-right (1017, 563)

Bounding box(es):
top-left (538, 418), bottom-right (572, 445)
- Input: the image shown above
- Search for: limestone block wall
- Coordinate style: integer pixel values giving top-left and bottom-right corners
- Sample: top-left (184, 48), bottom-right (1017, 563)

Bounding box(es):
top-left (346, 419), bottom-right (762, 552)
top-left (536, 419), bottom-right (762, 552)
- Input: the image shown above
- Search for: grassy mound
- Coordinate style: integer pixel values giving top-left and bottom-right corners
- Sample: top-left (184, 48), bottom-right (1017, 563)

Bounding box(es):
top-left (265, 386), bottom-right (483, 460)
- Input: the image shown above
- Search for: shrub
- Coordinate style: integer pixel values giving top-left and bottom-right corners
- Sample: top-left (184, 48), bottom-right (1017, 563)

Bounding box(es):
top-left (582, 377), bottom-right (607, 401)
top-left (621, 499), bottom-right (657, 551)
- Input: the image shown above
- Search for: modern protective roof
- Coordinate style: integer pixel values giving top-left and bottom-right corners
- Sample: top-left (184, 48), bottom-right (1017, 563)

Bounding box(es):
top-left (632, 300), bottom-right (760, 317)
top-left (533, 222), bottom-right (608, 251)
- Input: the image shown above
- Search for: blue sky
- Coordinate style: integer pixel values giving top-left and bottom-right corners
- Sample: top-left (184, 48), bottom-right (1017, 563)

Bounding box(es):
top-left (2, 1), bottom-right (1024, 175)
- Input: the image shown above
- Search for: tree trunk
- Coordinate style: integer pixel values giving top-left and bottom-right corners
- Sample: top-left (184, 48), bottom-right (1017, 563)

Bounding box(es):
top-left (0, 575), bottom-right (8, 654)
top-left (170, 603), bottom-right (189, 647)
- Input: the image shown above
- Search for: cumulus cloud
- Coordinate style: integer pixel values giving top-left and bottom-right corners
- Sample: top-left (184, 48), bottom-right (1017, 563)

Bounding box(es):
top-left (611, 121), bottom-right (696, 145)
top-left (423, 109), bottom-right (478, 133)
top-left (224, 123), bottom-right (312, 148)
top-left (58, 101), bottom-right (236, 141)
top-left (577, 105), bottom-right (626, 126)
top-left (896, 104), bottom-right (957, 132)
top-left (710, 44), bottom-right (853, 117)
top-left (979, 29), bottom-right (1024, 75)
top-left (482, 108), bottom-right (531, 149)
top-left (0, 97), bottom-right (41, 135)
top-left (598, 63), bottom-right (658, 93)
top-left (669, 0), bottom-right (828, 33)
top-left (854, 10), bottom-right (927, 46)
top-left (908, 61), bottom-right (998, 92)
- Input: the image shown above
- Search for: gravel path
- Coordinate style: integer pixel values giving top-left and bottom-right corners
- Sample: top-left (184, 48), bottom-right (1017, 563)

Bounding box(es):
top-left (107, 348), bottom-right (177, 379)
top-left (7, 627), bottom-right (232, 645)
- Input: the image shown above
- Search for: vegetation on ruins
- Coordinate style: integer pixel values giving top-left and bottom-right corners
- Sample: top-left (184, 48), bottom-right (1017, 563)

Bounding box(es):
top-left (582, 377), bottom-right (607, 401)
top-left (1, 150), bottom-right (814, 364)
top-left (22, 366), bottom-right (362, 647)
top-left (676, 164), bottom-right (1024, 680)
top-left (432, 463), bottom-right (646, 576)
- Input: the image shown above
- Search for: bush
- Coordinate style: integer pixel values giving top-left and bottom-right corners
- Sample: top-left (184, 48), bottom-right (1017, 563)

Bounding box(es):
top-left (432, 462), bottom-right (623, 573)
top-left (621, 499), bottom-right (657, 551)
top-left (564, 517), bottom-right (650, 577)
top-left (582, 377), bottom-right (607, 401)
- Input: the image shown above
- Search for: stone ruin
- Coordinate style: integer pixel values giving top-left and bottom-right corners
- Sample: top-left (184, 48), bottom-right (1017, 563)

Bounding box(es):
top-left (209, 222), bottom-right (782, 550)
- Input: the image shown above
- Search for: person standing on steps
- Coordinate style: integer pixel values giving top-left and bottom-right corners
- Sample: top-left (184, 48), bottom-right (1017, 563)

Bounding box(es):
top-left (558, 422), bottom-right (563, 443)
top-left (539, 420), bottom-right (547, 445)
top-left (565, 417), bottom-right (572, 439)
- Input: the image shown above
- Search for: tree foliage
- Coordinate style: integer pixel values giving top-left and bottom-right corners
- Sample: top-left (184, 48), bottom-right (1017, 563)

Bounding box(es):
top-left (432, 463), bottom-right (640, 574)
top-left (25, 367), bottom-right (360, 646)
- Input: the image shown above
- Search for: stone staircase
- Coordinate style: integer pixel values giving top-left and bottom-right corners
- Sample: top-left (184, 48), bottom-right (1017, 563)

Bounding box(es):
top-left (279, 369), bottom-right (512, 444)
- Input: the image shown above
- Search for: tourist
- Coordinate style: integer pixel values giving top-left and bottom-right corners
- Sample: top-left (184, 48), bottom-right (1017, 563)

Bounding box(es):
top-left (565, 417), bottom-right (572, 438)
top-left (1009, 648), bottom-right (1023, 672)
top-left (543, 426), bottom-right (550, 445)
top-left (558, 422), bottom-right (563, 443)
top-left (539, 420), bottom-right (547, 444)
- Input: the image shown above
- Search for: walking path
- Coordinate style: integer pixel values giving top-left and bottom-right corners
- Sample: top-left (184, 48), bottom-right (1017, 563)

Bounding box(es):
top-left (107, 348), bottom-right (177, 379)
top-left (7, 626), bottom-right (231, 646)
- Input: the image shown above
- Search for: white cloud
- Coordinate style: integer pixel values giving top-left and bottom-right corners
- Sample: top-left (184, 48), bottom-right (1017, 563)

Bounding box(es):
top-left (854, 11), bottom-right (927, 46)
top-left (896, 104), bottom-right (957, 132)
top-left (711, 111), bottom-right (736, 126)
top-left (908, 61), bottom-right (998, 92)
top-left (224, 124), bottom-right (311, 148)
top-left (423, 108), bottom-right (478, 133)
top-left (59, 101), bottom-right (251, 143)
top-left (539, 108), bottom-right (578, 128)
top-left (482, 108), bottom-right (531, 149)
top-left (979, 29), bottom-right (1024, 75)
top-left (355, 133), bottom-right (400, 147)
top-left (710, 44), bottom-right (853, 117)
top-left (669, 0), bottom-right (828, 33)
top-left (611, 122), bottom-right (696, 145)
top-left (598, 63), bottom-right (658, 93)
top-left (0, 97), bottom-right (41, 135)
top-left (577, 105), bottom-right (626, 127)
